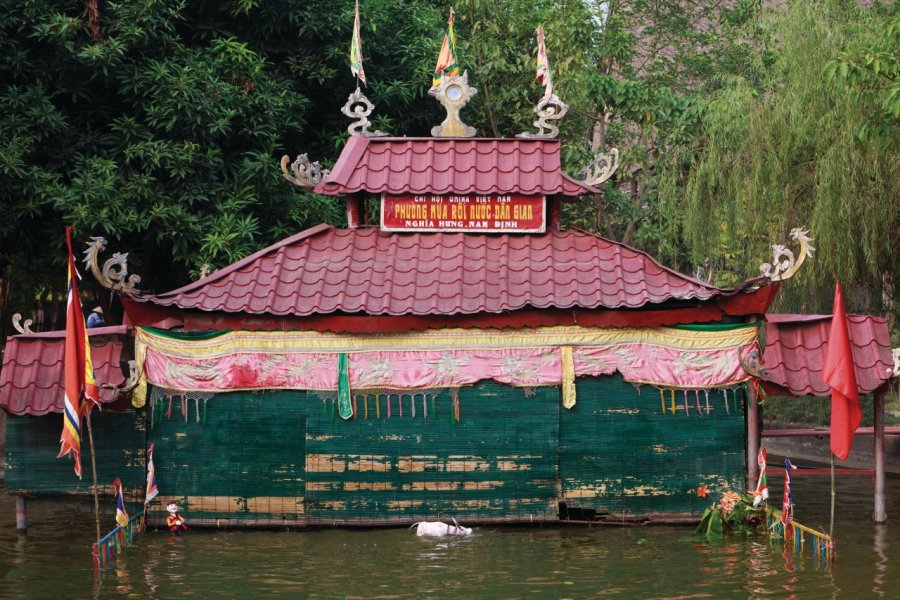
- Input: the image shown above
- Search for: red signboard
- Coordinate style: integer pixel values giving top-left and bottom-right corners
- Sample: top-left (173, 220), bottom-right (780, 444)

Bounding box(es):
top-left (381, 194), bottom-right (546, 233)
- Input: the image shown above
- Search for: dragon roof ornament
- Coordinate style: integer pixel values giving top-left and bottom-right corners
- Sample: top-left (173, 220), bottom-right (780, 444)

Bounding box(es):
top-left (579, 148), bottom-right (620, 187)
top-left (83, 237), bottom-right (142, 293)
top-left (11, 313), bottom-right (33, 335)
top-left (281, 153), bottom-right (330, 190)
top-left (759, 228), bottom-right (815, 282)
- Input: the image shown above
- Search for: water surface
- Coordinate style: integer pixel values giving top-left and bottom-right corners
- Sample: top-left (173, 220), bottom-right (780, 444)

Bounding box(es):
top-left (1, 474), bottom-right (897, 598)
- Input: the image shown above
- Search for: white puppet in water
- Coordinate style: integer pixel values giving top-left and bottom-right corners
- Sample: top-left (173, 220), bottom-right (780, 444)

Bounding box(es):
top-left (411, 518), bottom-right (473, 537)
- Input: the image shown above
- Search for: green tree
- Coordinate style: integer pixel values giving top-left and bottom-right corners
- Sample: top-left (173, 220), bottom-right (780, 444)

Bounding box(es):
top-left (658, 0), bottom-right (899, 319)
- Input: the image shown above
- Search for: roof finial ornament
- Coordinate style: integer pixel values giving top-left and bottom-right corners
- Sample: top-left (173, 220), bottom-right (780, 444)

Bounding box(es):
top-left (517, 95), bottom-right (569, 139)
top-left (280, 153), bottom-right (330, 190)
top-left (430, 71), bottom-right (478, 138)
top-left (759, 227), bottom-right (815, 282)
top-left (83, 237), bottom-right (142, 293)
top-left (342, 88), bottom-right (387, 137)
top-left (12, 313), bottom-right (33, 335)
top-left (579, 148), bottom-right (620, 187)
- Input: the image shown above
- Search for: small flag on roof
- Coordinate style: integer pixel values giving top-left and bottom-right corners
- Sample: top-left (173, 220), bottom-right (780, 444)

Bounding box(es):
top-left (535, 25), bottom-right (554, 101)
top-left (431, 8), bottom-right (459, 90)
top-left (350, 0), bottom-right (367, 86)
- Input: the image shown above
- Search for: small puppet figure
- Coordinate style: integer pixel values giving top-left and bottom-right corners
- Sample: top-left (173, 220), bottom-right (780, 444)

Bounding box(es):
top-left (86, 306), bottom-right (105, 328)
top-left (166, 502), bottom-right (188, 535)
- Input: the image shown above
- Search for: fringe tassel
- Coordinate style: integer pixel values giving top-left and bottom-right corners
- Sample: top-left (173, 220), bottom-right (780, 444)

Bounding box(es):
top-left (399, 394), bottom-right (403, 418)
top-left (659, 389), bottom-right (666, 415)
top-left (423, 395), bottom-right (428, 419)
top-left (411, 394), bottom-right (416, 418)
top-left (670, 389), bottom-right (676, 415)
top-left (387, 395), bottom-right (392, 419)
top-left (364, 395), bottom-right (369, 420)
top-left (695, 390), bottom-right (702, 416)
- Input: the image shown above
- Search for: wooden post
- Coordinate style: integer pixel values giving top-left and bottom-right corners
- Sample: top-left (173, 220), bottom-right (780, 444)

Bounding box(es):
top-left (747, 384), bottom-right (760, 488)
top-left (874, 388), bottom-right (886, 524)
top-left (15, 496), bottom-right (27, 533)
top-left (345, 196), bottom-right (362, 229)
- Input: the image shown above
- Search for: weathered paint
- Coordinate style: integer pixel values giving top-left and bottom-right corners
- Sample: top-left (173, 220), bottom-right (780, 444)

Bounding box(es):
top-left (304, 383), bottom-right (561, 522)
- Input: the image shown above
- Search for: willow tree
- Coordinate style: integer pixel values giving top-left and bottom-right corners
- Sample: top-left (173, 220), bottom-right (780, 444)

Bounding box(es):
top-left (659, 1), bottom-right (899, 319)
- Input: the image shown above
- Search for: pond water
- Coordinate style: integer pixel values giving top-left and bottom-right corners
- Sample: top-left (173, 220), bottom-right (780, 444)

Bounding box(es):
top-left (0, 473), bottom-right (897, 599)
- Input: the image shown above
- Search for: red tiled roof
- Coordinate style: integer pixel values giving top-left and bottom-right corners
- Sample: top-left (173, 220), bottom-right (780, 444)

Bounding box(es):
top-left (762, 314), bottom-right (893, 396)
top-left (132, 225), bottom-right (729, 317)
top-left (314, 137), bottom-right (595, 196)
top-left (0, 326), bottom-right (128, 415)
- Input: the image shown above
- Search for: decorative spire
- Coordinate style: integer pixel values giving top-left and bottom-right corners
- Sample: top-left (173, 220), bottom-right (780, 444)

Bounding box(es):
top-left (430, 71), bottom-right (478, 138)
top-left (341, 88), bottom-right (387, 137)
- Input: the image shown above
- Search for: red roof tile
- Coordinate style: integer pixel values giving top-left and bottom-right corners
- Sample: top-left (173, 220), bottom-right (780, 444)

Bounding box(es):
top-left (762, 314), bottom-right (893, 396)
top-left (0, 326), bottom-right (128, 415)
top-left (314, 137), bottom-right (595, 196)
top-left (132, 225), bottom-right (730, 317)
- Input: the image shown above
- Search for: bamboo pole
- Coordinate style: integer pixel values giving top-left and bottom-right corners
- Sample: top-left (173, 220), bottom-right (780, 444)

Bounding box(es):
top-left (874, 389), bottom-right (886, 523)
top-left (747, 384), bottom-right (760, 487)
top-left (829, 453), bottom-right (835, 538)
top-left (85, 409), bottom-right (101, 543)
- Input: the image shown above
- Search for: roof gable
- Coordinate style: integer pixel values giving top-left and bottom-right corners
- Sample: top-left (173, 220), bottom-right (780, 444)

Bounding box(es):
top-left (762, 314), bottom-right (893, 396)
top-left (314, 137), bottom-right (595, 196)
top-left (0, 326), bottom-right (128, 415)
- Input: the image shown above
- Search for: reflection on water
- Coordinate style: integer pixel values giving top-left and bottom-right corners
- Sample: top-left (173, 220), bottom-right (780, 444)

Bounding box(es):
top-left (0, 474), bottom-right (897, 599)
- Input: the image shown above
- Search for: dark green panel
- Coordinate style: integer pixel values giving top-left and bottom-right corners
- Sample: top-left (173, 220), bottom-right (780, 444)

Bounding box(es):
top-left (305, 382), bottom-right (560, 522)
top-left (148, 390), bottom-right (306, 521)
top-left (559, 374), bottom-right (746, 517)
top-left (4, 410), bottom-right (145, 495)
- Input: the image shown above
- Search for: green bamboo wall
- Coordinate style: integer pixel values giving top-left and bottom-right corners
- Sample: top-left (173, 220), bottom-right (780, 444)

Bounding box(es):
top-left (5, 375), bottom-right (747, 523)
top-left (4, 410), bottom-right (146, 496)
top-left (560, 376), bottom-right (746, 518)
top-left (304, 383), bottom-right (560, 523)
top-left (148, 391), bottom-right (307, 521)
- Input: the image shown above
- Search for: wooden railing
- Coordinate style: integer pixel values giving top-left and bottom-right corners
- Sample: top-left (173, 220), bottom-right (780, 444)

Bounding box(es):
top-left (92, 511), bottom-right (144, 569)
top-left (767, 508), bottom-right (832, 566)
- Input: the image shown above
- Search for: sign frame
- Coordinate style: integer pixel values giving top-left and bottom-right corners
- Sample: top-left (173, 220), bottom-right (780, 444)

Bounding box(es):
top-left (379, 193), bottom-right (547, 233)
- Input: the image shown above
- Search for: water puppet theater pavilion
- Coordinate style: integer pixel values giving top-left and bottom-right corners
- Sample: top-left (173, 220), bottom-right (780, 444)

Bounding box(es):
top-left (1, 40), bottom-right (895, 529)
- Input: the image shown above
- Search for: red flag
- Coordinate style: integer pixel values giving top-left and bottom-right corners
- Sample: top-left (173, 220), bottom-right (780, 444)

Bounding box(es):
top-left (823, 281), bottom-right (861, 461)
top-left (58, 227), bottom-right (99, 478)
